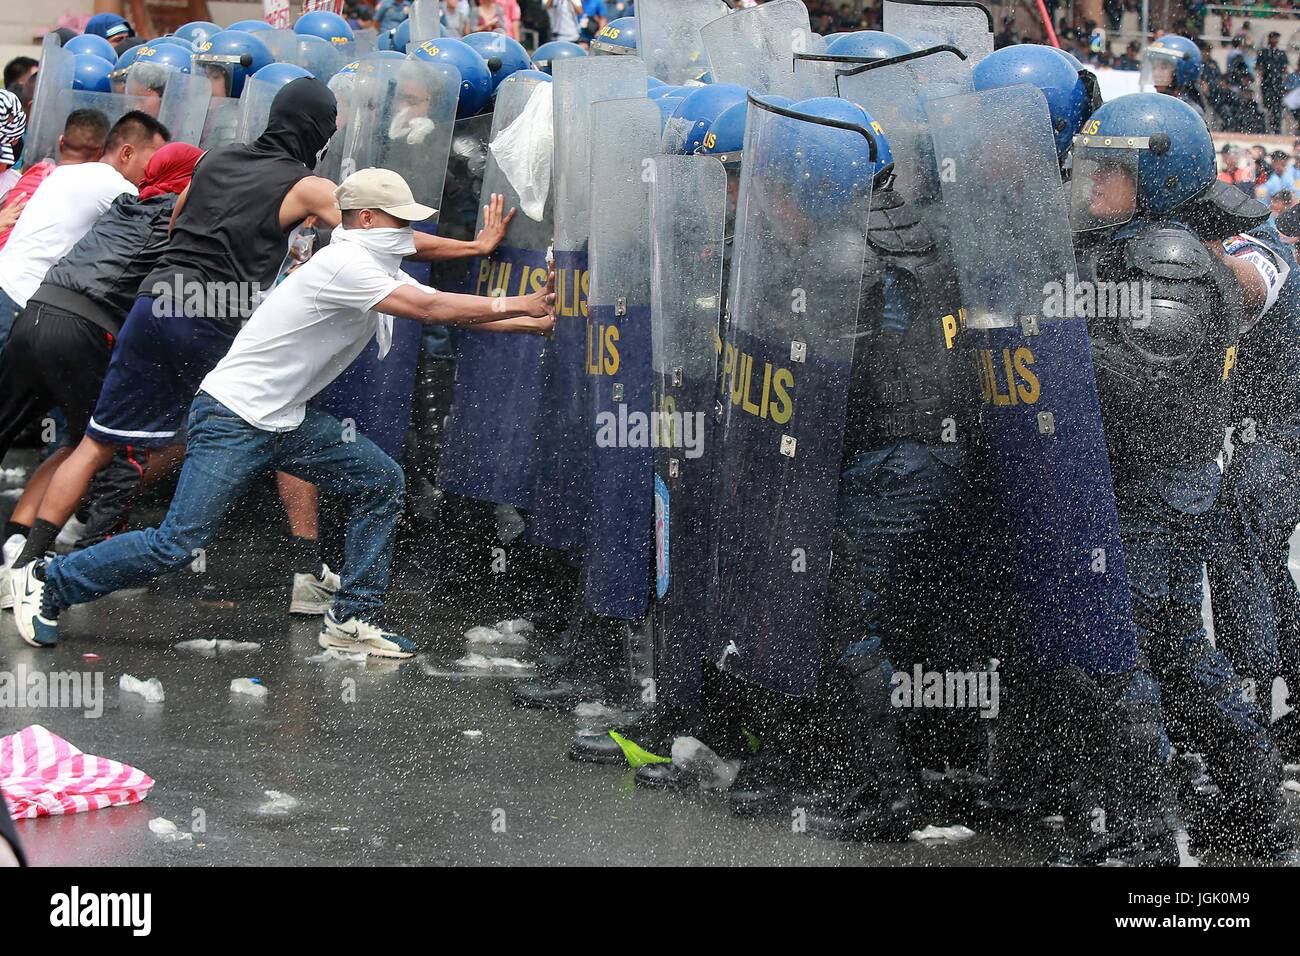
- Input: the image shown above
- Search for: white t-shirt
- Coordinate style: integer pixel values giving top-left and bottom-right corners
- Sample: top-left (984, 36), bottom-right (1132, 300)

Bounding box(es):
top-left (0, 162), bottom-right (136, 307)
top-left (200, 236), bottom-right (416, 432)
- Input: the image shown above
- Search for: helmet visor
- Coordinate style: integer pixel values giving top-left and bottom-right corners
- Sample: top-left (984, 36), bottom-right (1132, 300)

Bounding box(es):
top-left (1139, 47), bottom-right (1182, 90)
top-left (1070, 141), bottom-right (1140, 232)
top-left (192, 54), bottom-right (239, 96)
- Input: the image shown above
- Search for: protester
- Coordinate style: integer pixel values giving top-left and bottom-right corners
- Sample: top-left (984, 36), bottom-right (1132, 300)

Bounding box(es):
top-left (0, 111), bottom-right (166, 347)
top-left (0, 109), bottom-right (112, 252)
top-left (0, 143), bottom-right (203, 607)
top-left (12, 168), bottom-right (555, 653)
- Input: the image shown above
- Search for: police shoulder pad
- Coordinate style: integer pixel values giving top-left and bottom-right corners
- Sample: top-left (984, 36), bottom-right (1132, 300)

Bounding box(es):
top-left (1122, 224), bottom-right (1215, 282)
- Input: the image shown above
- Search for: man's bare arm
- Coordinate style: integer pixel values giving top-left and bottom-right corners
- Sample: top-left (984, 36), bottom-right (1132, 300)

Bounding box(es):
top-left (375, 270), bottom-right (556, 331)
top-left (410, 193), bottom-right (517, 261)
top-left (281, 176), bottom-right (343, 230)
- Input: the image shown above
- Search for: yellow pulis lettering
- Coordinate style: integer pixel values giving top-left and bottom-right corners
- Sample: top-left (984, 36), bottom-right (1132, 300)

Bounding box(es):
top-left (1013, 347), bottom-right (1040, 404)
top-left (769, 368), bottom-right (794, 424)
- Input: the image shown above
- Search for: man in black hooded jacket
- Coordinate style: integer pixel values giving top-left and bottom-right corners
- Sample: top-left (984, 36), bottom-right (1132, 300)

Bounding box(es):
top-left (8, 78), bottom-right (510, 609)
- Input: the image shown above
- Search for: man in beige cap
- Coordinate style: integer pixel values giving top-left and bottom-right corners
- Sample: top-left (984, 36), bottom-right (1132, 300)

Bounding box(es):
top-left (14, 168), bottom-right (555, 658)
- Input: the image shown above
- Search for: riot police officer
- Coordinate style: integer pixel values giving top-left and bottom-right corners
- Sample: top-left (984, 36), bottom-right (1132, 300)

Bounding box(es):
top-left (1072, 92), bottom-right (1292, 861)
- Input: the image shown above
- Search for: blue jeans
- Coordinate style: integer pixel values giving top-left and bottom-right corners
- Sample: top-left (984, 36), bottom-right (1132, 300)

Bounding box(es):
top-left (44, 393), bottom-right (406, 622)
top-left (0, 287), bottom-right (21, 349)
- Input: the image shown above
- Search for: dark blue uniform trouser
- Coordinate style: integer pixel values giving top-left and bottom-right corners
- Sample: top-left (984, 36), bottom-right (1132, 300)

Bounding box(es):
top-left (1206, 426), bottom-right (1300, 688)
top-left (1117, 462), bottom-right (1283, 838)
top-left (822, 439), bottom-right (976, 770)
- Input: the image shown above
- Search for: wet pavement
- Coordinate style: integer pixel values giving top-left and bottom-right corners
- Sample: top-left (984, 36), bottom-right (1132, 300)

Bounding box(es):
top-left (0, 575), bottom-right (1064, 867)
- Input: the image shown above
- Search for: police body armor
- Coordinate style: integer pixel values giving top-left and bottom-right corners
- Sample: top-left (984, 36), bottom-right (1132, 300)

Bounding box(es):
top-left (1080, 220), bottom-right (1243, 472)
top-left (848, 184), bottom-right (968, 455)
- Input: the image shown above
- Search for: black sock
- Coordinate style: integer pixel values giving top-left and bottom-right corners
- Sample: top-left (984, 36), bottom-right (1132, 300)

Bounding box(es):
top-left (289, 535), bottom-right (321, 577)
top-left (15, 519), bottom-right (59, 567)
top-left (4, 520), bottom-right (29, 541)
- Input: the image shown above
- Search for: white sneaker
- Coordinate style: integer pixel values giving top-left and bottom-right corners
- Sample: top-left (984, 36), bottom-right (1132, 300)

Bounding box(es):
top-left (289, 562), bottom-right (341, 616)
top-left (0, 533), bottom-right (24, 611)
top-left (318, 611), bottom-right (416, 660)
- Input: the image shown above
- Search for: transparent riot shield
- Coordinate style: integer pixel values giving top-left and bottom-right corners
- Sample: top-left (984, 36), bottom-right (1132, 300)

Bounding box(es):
top-left (234, 75), bottom-right (281, 144)
top-left (636, 0), bottom-right (730, 85)
top-left (293, 35), bottom-right (346, 83)
top-left (318, 65), bottom-right (358, 182)
top-left (438, 74), bottom-right (553, 509)
top-left (154, 69), bottom-right (213, 146)
top-left (789, 53), bottom-right (848, 100)
top-left (28, 89), bottom-right (153, 165)
top-left (338, 56), bottom-right (462, 212)
top-left (259, 28), bottom-right (299, 64)
top-left (582, 97), bottom-right (662, 620)
top-left (702, 0), bottom-right (820, 97)
top-left (200, 96), bottom-right (240, 148)
top-left (529, 55), bottom-right (649, 558)
top-left (410, 0), bottom-right (443, 46)
top-left (708, 96), bottom-right (872, 696)
top-left (883, 0), bottom-right (994, 64)
top-left (835, 45), bottom-right (972, 203)
top-left (24, 35), bottom-right (76, 166)
top-left (352, 28), bottom-right (379, 59)
top-left (650, 154), bottom-right (728, 705)
top-left (927, 85), bottom-right (1138, 673)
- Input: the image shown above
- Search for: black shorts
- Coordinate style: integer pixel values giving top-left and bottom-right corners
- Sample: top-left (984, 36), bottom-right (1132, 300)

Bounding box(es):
top-left (0, 301), bottom-right (115, 459)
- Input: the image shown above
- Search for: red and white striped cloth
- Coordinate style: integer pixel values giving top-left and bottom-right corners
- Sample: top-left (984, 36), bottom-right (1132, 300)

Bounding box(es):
top-left (0, 725), bottom-right (154, 820)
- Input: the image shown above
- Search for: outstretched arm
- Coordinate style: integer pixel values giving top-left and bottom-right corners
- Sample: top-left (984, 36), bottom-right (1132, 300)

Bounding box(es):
top-left (375, 269), bottom-right (555, 332)
top-left (410, 193), bottom-right (517, 261)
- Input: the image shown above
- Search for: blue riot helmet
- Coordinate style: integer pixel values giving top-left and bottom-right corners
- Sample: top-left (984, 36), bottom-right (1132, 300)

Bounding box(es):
top-left (135, 42), bottom-right (193, 73)
top-left (663, 83), bottom-right (748, 155)
top-left (175, 21), bottom-right (221, 48)
top-left (192, 30), bottom-right (274, 98)
top-left (656, 94), bottom-right (686, 127)
top-left (71, 54), bottom-right (113, 93)
top-left (1069, 92), bottom-right (1215, 232)
top-left (380, 19), bottom-right (411, 53)
top-left (108, 43), bottom-right (147, 92)
top-left (973, 43), bottom-right (1089, 158)
top-left (531, 40), bottom-right (585, 75)
top-left (590, 17), bottom-right (637, 55)
top-left (647, 76), bottom-right (665, 90)
top-left (64, 33), bottom-right (118, 65)
top-left (126, 42), bottom-right (193, 97)
top-left (774, 96), bottom-right (892, 216)
top-left (648, 84), bottom-right (683, 100)
top-left (1046, 43), bottom-right (1104, 118)
top-left (698, 100), bottom-right (749, 165)
top-left (824, 30), bottom-right (916, 60)
top-left (295, 10), bottom-right (355, 48)
top-left (411, 38), bottom-right (493, 117)
top-left (229, 20), bottom-right (274, 34)
top-left (250, 62), bottom-right (314, 89)
top-left (151, 36), bottom-right (195, 55)
top-left (1140, 34), bottom-right (1201, 91)
top-left (511, 68), bottom-right (553, 84)
top-left (462, 32), bottom-right (531, 93)
top-left (697, 97), bottom-right (797, 164)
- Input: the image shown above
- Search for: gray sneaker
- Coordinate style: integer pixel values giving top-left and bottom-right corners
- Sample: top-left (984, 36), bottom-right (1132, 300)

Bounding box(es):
top-left (289, 563), bottom-right (341, 615)
top-left (318, 611), bottom-right (416, 660)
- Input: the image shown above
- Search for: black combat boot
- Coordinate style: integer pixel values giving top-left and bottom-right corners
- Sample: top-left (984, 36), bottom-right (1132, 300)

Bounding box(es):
top-left (511, 616), bottom-right (632, 711)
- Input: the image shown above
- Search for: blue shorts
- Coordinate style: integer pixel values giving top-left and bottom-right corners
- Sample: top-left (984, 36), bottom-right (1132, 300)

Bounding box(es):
top-left (85, 295), bottom-right (238, 448)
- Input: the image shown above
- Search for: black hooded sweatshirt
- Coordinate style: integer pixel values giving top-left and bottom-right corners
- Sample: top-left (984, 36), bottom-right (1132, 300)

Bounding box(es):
top-left (140, 77), bottom-right (337, 321)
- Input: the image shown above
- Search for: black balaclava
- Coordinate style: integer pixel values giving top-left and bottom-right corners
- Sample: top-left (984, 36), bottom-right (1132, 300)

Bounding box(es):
top-left (254, 76), bottom-right (337, 169)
